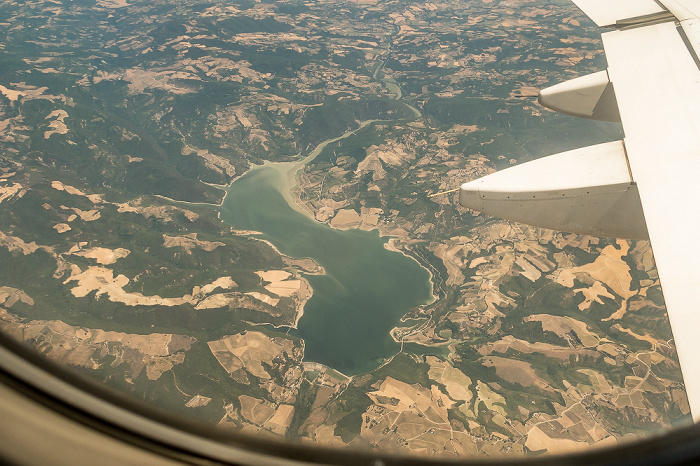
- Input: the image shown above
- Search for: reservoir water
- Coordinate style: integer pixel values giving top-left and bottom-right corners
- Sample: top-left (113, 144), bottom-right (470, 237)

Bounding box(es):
top-left (219, 162), bottom-right (434, 376)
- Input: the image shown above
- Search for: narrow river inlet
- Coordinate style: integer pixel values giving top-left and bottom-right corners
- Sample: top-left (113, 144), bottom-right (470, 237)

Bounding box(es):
top-left (219, 160), bottom-right (434, 376)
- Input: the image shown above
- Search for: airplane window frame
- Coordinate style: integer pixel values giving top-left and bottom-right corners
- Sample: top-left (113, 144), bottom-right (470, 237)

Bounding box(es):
top-left (0, 0), bottom-right (693, 462)
top-left (1, 331), bottom-right (700, 465)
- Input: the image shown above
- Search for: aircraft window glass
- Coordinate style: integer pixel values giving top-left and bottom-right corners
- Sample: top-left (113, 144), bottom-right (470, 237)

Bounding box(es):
top-left (0, 0), bottom-right (690, 460)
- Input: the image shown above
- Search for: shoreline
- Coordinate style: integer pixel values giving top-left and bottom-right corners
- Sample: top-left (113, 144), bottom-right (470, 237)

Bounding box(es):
top-left (159, 119), bottom-right (440, 337)
top-left (284, 207), bottom-right (439, 307)
top-left (302, 361), bottom-right (352, 382)
top-left (272, 118), bottom-right (385, 219)
top-left (221, 115), bottom-right (439, 349)
top-left (154, 193), bottom-right (226, 208)
top-left (246, 237), bottom-right (325, 330)
top-left (293, 279), bottom-right (312, 328)
top-left (383, 237), bottom-right (438, 306)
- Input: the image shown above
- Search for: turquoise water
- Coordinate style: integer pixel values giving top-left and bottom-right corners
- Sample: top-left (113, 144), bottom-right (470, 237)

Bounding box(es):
top-left (219, 164), bottom-right (433, 375)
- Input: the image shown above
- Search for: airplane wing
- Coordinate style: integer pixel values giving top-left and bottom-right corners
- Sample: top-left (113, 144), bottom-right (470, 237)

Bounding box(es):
top-left (600, 2), bottom-right (700, 422)
top-left (460, 0), bottom-right (700, 420)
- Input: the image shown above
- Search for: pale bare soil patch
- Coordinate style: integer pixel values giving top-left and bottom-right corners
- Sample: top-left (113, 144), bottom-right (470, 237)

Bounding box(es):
top-left (329, 208), bottom-right (362, 228)
top-left (264, 404), bottom-right (295, 436)
top-left (611, 324), bottom-right (661, 347)
top-left (0, 82), bottom-right (64, 103)
top-left (309, 424), bottom-right (346, 447)
top-left (64, 265), bottom-right (189, 306)
top-left (427, 356), bottom-right (473, 403)
top-left (238, 395), bottom-right (295, 436)
top-left (208, 331), bottom-right (294, 380)
top-left (525, 314), bottom-right (600, 347)
top-left (53, 223), bottom-right (71, 233)
top-left (482, 356), bottom-right (553, 391)
top-left (0, 230), bottom-right (68, 278)
top-left (51, 180), bottom-right (199, 222)
top-left (163, 233), bottom-right (225, 253)
top-left (256, 269), bottom-right (304, 298)
top-left (61, 206), bottom-right (101, 221)
top-left (328, 207), bottom-right (383, 230)
top-left (0, 309), bottom-right (194, 381)
top-left (515, 256), bottom-right (542, 281)
top-left (91, 330), bottom-right (172, 356)
top-left (67, 245), bottom-right (130, 265)
top-left (265, 280), bottom-right (301, 297)
top-left (0, 231), bottom-right (44, 255)
top-left (44, 109), bottom-right (68, 139)
top-left (0, 286), bottom-right (34, 307)
top-left (558, 240), bottom-right (634, 296)
top-left (479, 335), bottom-right (599, 361)
top-left (245, 291), bottom-right (279, 307)
top-left (194, 293), bottom-right (274, 313)
top-left (239, 395), bottom-right (276, 425)
top-left (64, 264), bottom-right (240, 309)
top-left (510, 85), bottom-right (540, 98)
top-left (197, 276), bottom-right (238, 295)
top-left (0, 84), bottom-right (22, 101)
top-left (51, 180), bottom-right (105, 204)
top-left (552, 239), bottom-right (635, 317)
top-left (525, 425), bottom-right (593, 454)
top-left (0, 182), bottom-right (24, 204)
top-left (256, 270), bottom-right (291, 282)
top-left (0, 168), bottom-right (17, 180)
top-left (474, 380), bottom-right (506, 418)
top-left (117, 198), bottom-right (199, 222)
top-left (185, 395), bottom-right (212, 408)
top-left (181, 145), bottom-right (236, 177)
top-left (121, 68), bottom-right (200, 95)
top-left (574, 281), bottom-right (615, 311)
top-left (448, 124), bottom-right (480, 134)
top-left (360, 377), bottom-right (460, 454)
top-left (194, 293), bottom-right (238, 310)
top-left (95, 0), bottom-right (130, 8)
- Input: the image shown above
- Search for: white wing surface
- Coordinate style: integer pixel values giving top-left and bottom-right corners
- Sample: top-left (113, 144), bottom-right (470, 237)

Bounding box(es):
top-left (570, 0), bottom-right (666, 27)
top-left (601, 16), bottom-right (700, 421)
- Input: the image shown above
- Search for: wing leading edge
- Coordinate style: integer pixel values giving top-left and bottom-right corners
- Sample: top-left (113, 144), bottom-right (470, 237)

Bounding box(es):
top-left (460, 1), bottom-right (700, 420)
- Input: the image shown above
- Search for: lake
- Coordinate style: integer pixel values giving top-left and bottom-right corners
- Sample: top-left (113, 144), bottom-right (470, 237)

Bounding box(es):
top-left (219, 161), bottom-right (434, 376)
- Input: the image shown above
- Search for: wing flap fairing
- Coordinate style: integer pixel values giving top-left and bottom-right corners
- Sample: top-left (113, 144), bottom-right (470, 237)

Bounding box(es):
top-left (538, 70), bottom-right (620, 122)
top-left (459, 141), bottom-right (648, 239)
